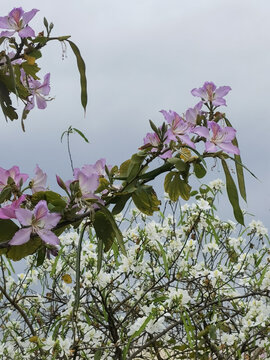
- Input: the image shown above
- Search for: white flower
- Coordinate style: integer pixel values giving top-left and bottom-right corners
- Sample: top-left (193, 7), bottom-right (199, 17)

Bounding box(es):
top-left (203, 241), bottom-right (219, 253)
top-left (127, 316), bottom-right (147, 336)
top-left (42, 336), bottom-right (55, 352)
top-left (58, 337), bottom-right (72, 356)
top-left (196, 198), bottom-right (211, 211)
top-left (221, 332), bottom-right (236, 346)
top-left (249, 220), bottom-right (268, 236)
top-left (97, 271), bottom-right (111, 288)
top-left (209, 178), bottom-right (225, 191)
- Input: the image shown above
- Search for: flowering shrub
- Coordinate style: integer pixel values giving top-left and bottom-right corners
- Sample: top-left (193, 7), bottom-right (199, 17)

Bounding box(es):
top-left (0, 8), bottom-right (268, 360)
top-left (0, 182), bottom-right (269, 359)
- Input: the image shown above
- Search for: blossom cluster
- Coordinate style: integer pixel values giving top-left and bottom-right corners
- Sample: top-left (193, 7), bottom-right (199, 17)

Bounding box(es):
top-left (0, 182), bottom-right (269, 359)
top-left (0, 159), bottom-right (111, 248)
top-left (143, 81), bottom-right (240, 158)
top-left (0, 8), bottom-right (52, 114)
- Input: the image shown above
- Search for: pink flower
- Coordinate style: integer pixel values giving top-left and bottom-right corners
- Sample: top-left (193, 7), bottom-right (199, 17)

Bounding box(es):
top-left (9, 200), bottom-right (61, 246)
top-left (30, 165), bottom-right (47, 193)
top-left (0, 7), bottom-right (39, 38)
top-left (160, 110), bottom-right (195, 149)
top-left (191, 82), bottom-right (231, 107)
top-left (75, 171), bottom-right (100, 199)
top-left (22, 72), bottom-right (51, 110)
top-left (0, 166), bottom-right (28, 191)
top-left (0, 195), bottom-right (26, 219)
top-left (204, 121), bottom-right (240, 155)
top-left (185, 102), bottom-right (203, 125)
top-left (74, 158), bottom-right (109, 179)
top-left (143, 132), bottom-right (172, 159)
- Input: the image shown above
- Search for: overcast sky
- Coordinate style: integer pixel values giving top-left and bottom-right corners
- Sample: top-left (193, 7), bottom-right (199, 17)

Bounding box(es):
top-left (1, 0), bottom-right (269, 230)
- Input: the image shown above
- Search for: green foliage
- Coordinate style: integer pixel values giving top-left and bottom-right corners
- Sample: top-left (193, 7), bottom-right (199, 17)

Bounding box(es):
top-left (0, 219), bottom-right (19, 243)
top-left (31, 191), bottom-right (67, 213)
top-left (221, 159), bottom-right (244, 225)
top-left (67, 40), bottom-right (88, 113)
top-left (164, 171), bottom-right (191, 201)
top-left (132, 185), bottom-right (161, 215)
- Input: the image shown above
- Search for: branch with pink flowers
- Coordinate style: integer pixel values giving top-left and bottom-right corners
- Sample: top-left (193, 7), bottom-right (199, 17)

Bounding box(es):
top-left (0, 8), bottom-right (254, 266)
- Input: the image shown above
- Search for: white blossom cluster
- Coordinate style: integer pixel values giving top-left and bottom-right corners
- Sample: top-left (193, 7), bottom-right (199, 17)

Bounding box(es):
top-left (0, 181), bottom-right (269, 359)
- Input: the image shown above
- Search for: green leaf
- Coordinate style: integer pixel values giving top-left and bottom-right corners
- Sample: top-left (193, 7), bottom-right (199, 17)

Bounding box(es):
top-left (96, 237), bottom-right (103, 274)
top-left (0, 186), bottom-right (11, 204)
top-left (36, 247), bottom-right (46, 267)
top-left (92, 203), bottom-right (126, 255)
top-left (0, 80), bottom-right (18, 121)
top-left (164, 171), bottom-right (191, 201)
top-left (5, 236), bottom-right (42, 261)
top-left (94, 350), bottom-right (102, 360)
top-left (31, 191), bottom-right (67, 212)
top-left (118, 159), bottom-right (131, 178)
top-left (224, 117), bottom-right (247, 201)
top-left (167, 157), bottom-right (188, 172)
top-left (67, 40), bottom-right (87, 113)
top-left (0, 219), bottom-right (19, 243)
top-left (21, 62), bottom-right (41, 80)
top-left (221, 159), bottom-right (244, 225)
top-left (4, 55), bottom-right (17, 96)
top-left (156, 240), bottom-right (169, 277)
top-left (93, 211), bottom-right (115, 253)
top-left (194, 162), bottom-right (207, 178)
top-left (111, 194), bottom-right (132, 215)
top-left (126, 152), bottom-right (147, 182)
top-left (73, 127), bottom-right (89, 143)
top-left (132, 185), bottom-right (161, 215)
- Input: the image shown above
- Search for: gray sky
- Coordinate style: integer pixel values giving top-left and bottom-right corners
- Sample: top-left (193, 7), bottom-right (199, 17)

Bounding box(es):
top-left (1, 0), bottom-right (269, 230)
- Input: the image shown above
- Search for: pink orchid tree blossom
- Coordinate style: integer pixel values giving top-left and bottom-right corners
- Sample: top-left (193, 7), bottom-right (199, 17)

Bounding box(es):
top-left (191, 82), bottom-right (231, 107)
top-left (143, 132), bottom-right (172, 159)
top-left (185, 102), bottom-right (203, 126)
top-left (203, 121), bottom-right (240, 155)
top-left (0, 195), bottom-right (26, 219)
top-left (74, 158), bottom-right (109, 179)
top-left (160, 110), bottom-right (195, 149)
top-left (30, 165), bottom-right (47, 194)
top-left (9, 200), bottom-right (61, 246)
top-left (0, 166), bottom-right (28, 191)
top-left (24, 73), bottom-right (51, 110)
top-left (0, 7), bottom-right (39, 38)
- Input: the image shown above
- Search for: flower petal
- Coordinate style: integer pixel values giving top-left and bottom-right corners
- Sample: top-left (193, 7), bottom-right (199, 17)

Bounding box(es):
top-left (205, 141), bottom-right (217, 153)
top-left (0, 16), bottom-right (10, 28)
top-left (37, 229), bottom-right (60, 246)
top-left (18, 25), bottom-right (35, 38)
top-left (218, 142), bottom-right (240, 155)
top-left (15, 208), bottom-right (33, 226)
top-left (22, 9), bottom-right (39, 25)
top-left (9, 228), bottom-right (32, 245)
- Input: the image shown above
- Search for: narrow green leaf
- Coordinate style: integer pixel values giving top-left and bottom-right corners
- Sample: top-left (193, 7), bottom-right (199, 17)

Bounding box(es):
top-left (36, 247), bottom-right (46, 267)
top-left (156, 240), bottom-right (169, 277)
top-left (224, 117), bottom-right (247, 201)
top-left (221, 159), bottom-right (244, 225)
top-left (67, 40), bottom-right (87, 113)
top-left (97, 238), bottom-right (103, 274)
top-left (4, 55), bottom-right (17, 96)
top-left (73, 128), bottom-right (89, 143)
